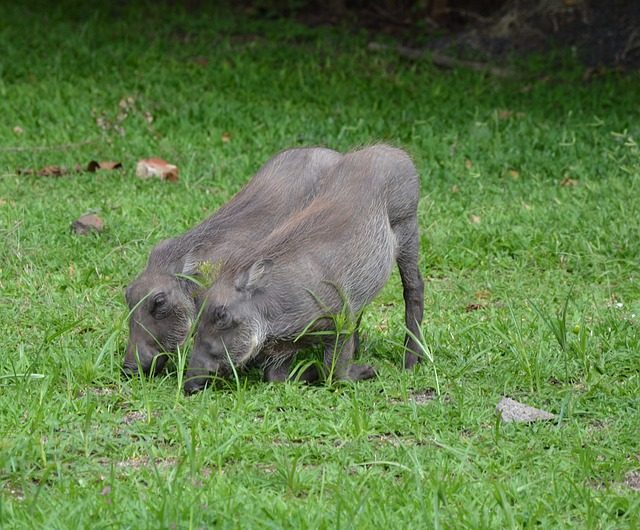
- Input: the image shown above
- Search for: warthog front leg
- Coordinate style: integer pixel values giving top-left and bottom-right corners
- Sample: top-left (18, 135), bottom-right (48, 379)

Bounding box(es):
top-left (261, 343), bottom-right (321, 383)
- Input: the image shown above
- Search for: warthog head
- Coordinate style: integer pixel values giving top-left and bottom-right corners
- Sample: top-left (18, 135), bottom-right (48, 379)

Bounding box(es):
top-left (123, 272), bottom-right (197, 376)
top-left (184, 259), bottom-right (272, 394)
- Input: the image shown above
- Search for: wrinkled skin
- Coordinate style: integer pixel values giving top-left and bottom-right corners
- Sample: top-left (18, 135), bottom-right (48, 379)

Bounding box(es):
top-left (123, 273), bottom-right (197, 375)
top-left (185, 145), bottom-right (424, 394)
top-left (184, 265), bottom-right (271, 391)
top-left (123, 147), bottom-right (344, 376)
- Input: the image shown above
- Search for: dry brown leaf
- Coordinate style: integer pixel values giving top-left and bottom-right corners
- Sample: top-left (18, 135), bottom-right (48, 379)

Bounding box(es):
top-left (465, 303), bottom-right (487, 312)
top-left (469, 214), bottom-right (481, 224)
top-left (464, 159), bottom-right (473, 169)
top-left (136, 158), bottom-right (179, 182)
top-left (86, 160), bottom-right (123, 172)
top-left (475, 290), bottom-right (491, 301)
top-left (561, 177), bottom-right (579, 187)
top-left (221, 132), bottom-right (231, 143)
top-left (508, 169), bottom-right (520, 179)
top-left (71, 214), bottom-right (104, 235)
top-left (13, 126), bottom-right (24, 135)
top-left (38, 166), bottom-right (68, 177)
top-left (451, 184), bottom-right (460, 193)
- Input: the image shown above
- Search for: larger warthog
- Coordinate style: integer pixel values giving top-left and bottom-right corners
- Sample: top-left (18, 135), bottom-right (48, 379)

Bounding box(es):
top-left (185, 144), bottom-right (424, 394)
top-left (123, 147), bottom-right (344, 376)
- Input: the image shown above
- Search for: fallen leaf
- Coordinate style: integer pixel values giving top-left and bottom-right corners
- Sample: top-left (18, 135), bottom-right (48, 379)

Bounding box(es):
top-left (469, 214), bottom-right (481, 224)
top-left (475, 290), bottom-right (491, 300)
top-left (508, 169), bottom-right (520, 179)
top-left (221, 132), bottom-right (231, 143)
top-left (451, 185), bottom-right (460, 193)
top-left (71, 214), bottom-right (104, 235)
top-left (496, 397), bottom-right (556, 423)
top-left (86, 160), bottom-right (123, 172)
top-left (13, 126), bottom-right (24, 135)
top-left (136, 158), bottom-right (179, 182)
top-left (560, 177), bottom-right (579, 187)
top-left (38, 166), bottom-right (68, 177)
top-left (464, 159), bottom-right (473, 169)
top-left (465, 303), bottom-right (486, 312)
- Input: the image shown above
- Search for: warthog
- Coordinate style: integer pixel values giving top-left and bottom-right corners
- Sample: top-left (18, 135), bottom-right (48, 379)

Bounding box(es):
top-left (123, 147), bottom-right (344, 376)
top-left (185, 144), bottom-right (424, 394)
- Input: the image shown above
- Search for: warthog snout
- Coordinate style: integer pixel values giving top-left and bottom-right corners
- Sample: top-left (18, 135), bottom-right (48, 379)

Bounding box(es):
top-left (183, 367), bottom-right (218, 395)
top-left (122, 345), bottom-right (169, 377)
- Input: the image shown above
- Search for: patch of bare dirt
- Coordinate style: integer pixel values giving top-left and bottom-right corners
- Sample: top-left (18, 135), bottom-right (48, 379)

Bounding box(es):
top-left (390, 388), bottom-right (450, 405)
top-left (97, 456), bottom-right (178, 471)
top-left (78, 386), bottom-right (117, 397)
top-left (624, 471), bottom-right (640, 491)
top-left (121, 410), bottom-right (151, 425)
top-left (4, 482), bottom-right (25, 501)
top-left (368, 432), bottom-right (421, 447)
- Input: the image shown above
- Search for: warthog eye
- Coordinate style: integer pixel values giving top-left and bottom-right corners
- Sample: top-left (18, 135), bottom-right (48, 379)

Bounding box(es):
top-left (150, 293), bottom-right (170, 319)
top-left (211, 305), bottom-right (233, 329)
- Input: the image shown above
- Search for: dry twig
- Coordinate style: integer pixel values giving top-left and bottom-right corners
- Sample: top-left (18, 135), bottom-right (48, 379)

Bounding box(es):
top-left (0, 139), bottom-right (99, 153)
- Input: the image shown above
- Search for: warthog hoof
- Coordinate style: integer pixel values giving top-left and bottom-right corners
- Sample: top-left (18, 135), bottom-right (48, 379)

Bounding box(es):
top-left (183, 376), bottom-right (210, 395)
top-left (347, 364), bottom-right (377, 381)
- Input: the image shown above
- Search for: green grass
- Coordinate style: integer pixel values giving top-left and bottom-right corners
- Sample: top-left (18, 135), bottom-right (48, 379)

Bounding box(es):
top-left (1, 2), bottom-right (640, 528)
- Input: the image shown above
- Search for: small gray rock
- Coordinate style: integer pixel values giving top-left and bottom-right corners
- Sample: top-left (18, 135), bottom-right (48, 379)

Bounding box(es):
top-left (71, 213), bottom-right (104, 235)
top-left (496, 397), bottom-right (556, 423)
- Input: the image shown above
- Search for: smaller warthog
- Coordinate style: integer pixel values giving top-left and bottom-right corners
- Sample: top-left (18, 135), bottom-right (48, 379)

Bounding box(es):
top-left (185, 144), bottom-right (424, 394)
top-left (123, 147), bottom-right (343, 376)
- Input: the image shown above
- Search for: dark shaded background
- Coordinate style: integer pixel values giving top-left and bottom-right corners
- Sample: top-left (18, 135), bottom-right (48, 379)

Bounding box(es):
top-left (203, 0), bottom-right (640, 68)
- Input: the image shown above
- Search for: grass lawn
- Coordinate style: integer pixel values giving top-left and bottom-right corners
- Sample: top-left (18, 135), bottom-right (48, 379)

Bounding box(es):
top-left (1, 2), bottom-right (639, 528)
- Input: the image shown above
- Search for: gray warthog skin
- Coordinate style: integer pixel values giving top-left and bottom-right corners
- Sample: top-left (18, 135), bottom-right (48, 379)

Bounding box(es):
top-left (123, 147), bottom-right (344, 376)
top-left (185, 144), bottom-right (424, 394)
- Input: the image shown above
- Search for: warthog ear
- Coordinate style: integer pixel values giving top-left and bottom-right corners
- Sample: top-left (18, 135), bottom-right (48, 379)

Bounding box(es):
top-left (235, 259), bottom-right (273, 293)
top-left (181, 252), bottom-right (199, 276)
